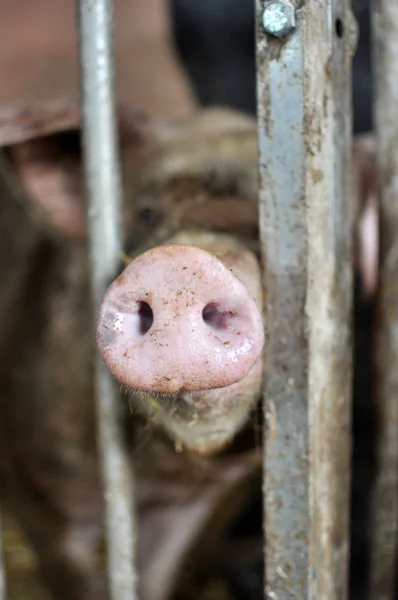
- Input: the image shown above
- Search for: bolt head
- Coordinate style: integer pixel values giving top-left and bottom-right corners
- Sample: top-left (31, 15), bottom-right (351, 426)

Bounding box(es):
top-left (262, 1), bottom-right (296, 38)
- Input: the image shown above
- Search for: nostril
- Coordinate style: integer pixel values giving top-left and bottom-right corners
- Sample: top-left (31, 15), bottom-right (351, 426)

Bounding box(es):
top-left (202, 302), bottom-right (236, 330)
top-left (138, 301), bottom-right (153, 335)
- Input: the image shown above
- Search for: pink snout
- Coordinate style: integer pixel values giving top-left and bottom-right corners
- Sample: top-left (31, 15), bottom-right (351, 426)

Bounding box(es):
top-left (96, 244), bottom-right (264, 395)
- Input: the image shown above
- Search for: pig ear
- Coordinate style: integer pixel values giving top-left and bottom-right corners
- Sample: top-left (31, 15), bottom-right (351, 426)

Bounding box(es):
top-left (0, 98), bottom-right (81, 147)
top-left (352, 134), bottom-right (379, 299)
top-left (0, 99), bottom-right (84, 238)
top-left (2, 101), bottom-right (159, 239)
top-left (6, 128), bottom-right (87, 239)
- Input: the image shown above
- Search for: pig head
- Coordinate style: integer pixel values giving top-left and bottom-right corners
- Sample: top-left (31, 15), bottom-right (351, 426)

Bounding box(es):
top-left (1, 99), bottom-right (266, 456)
top-left (100, 108), bottom-right (266, 454)
top-left (96, 108), bottom-right (381, 455)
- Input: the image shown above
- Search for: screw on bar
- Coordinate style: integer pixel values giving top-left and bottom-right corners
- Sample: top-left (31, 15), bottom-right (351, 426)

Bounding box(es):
top-left (255, 0), bottom-right (355, 598)
top-left (262, 1), bottom-right (296, 38)
top-left (0, 509), bottom-right (6, 600)
top-left (369, 1), bottom-right (398, 598)
top-left (77, 2), bottom-right (138, 600)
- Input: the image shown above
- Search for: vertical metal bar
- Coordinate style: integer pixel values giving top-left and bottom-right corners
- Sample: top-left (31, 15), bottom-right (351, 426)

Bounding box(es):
top-left (370, 1), bottom-right (398, 597)
top-left (77, 2), bottom-right (138, 599)
top-left (0, 509), bottom-right (6, 600)
top-left (255, 1), bottom-right (356, 598)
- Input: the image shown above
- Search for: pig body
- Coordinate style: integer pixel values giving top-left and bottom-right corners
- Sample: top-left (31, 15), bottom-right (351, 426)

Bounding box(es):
top-left (0, 100), bottom-right (380, 600)
top-left (0, 153), bottom-right (103, 599)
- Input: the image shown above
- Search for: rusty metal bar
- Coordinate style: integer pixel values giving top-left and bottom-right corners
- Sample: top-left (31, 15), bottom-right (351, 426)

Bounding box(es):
top-left (369, 0), bottom-right (398, 597)
top-left (77, 1), bottom-right (138, 599)
top-left (0, 509), bottom-right (6, 600)
top-left (255, 1), bottom-right (356, 598)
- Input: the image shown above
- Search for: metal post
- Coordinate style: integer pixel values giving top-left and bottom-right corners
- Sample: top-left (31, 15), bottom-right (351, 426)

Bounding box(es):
top-left (255, 1), bottom-right (356, 598)
top-left (370, 1), bottom-right (398, 597)
top-left (77, 2), bottom-right (138, 599)
top-left (0, 509), bottom-right (6, 600)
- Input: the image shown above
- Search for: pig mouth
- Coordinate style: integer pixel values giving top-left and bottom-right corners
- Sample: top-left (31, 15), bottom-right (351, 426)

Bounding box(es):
top-left (129, 363), bottom-right (262, 455)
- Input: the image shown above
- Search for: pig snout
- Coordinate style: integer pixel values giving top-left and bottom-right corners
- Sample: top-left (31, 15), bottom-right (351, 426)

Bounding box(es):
top-left (96, 244), bottom-right (264, 395)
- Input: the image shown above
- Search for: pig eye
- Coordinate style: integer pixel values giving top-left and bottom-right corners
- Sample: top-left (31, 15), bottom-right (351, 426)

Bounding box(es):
top-left (138, 207), bottom-right (156, 226)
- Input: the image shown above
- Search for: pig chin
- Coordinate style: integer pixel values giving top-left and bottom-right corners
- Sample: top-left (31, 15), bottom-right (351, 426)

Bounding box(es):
top-left (133, 356), bottom-right (263, 455)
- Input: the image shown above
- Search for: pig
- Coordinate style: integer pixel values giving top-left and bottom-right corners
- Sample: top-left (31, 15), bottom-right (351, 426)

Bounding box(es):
top-left (0, 100), bottom-right (267, 600)
top-left (0, 99), bottom-right (379, 600)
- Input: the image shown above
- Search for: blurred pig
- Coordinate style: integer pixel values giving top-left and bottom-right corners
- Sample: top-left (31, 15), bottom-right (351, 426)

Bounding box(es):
top-left (0, 100), bottom-right (104, 600)
top-left (0, 100), bottom-right (268, 600)
top-left (352, 133), bottom-right (379, 299)
top-left (0, 99), bottom-right (379, 600)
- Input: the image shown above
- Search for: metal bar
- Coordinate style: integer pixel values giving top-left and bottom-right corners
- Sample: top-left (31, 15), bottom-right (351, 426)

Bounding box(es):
top-left (369, 0), bottom-right (398, 597)
top-left (255, 1), bottom-right (356, 598)
top-left (0, 509), bottom-right (6, 600)
top-left (77, 2), bottom-right (138, 599)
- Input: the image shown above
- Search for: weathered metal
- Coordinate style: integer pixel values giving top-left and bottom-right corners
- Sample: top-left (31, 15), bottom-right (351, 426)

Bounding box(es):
top-left (369, 1), bottom-right (398, 597)
top-left (255, 0), bottom-right (357, 597)
top-left (77, 1), bottom-right (138, 599)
